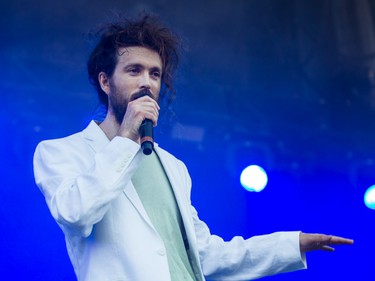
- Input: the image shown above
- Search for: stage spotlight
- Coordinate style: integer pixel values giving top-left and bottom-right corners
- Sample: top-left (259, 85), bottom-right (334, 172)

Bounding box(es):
top-left (364, 185), bottom-right (375, 210)
top-left (240, 165), bottom-right (268, 192)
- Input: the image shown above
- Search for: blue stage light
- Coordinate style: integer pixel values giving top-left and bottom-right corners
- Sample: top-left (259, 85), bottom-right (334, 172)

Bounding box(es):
top-left (364, 185), bottom-right (375, 210)
top-left (240, 165), bottom-right (268, 192)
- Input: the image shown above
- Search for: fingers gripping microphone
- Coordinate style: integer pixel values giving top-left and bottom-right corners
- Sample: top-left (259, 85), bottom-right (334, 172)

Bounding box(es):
top-left (140, 119), bottom-right (154, 155)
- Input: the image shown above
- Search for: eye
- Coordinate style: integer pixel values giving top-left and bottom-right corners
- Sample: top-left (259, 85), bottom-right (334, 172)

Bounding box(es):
top-left (151, 71), bottom-right (161, 79)
top-left (127, 67), bottom-right (140, 75)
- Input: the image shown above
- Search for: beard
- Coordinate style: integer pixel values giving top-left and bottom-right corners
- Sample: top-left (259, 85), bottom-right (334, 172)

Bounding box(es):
top-left (109, 86), bottom-right (128, 125)
top-left (109, 86), bottom-right (153, 125)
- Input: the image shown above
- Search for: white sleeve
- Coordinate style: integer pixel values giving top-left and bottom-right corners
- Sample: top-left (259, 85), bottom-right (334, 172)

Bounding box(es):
top-left (33, 136), bottom-right (142, 237)
top-left (192, 206), bottom-right (307, 280)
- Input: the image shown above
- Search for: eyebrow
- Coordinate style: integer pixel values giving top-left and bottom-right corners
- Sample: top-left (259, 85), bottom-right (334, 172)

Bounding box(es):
top-left (125, 63), bottom-right (162, 73)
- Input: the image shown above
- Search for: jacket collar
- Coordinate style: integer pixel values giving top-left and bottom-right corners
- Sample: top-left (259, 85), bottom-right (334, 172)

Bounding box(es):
top-left (81, 120), bottom-right (161, 152)
top-left (81, 120), bottom-right (110, 153)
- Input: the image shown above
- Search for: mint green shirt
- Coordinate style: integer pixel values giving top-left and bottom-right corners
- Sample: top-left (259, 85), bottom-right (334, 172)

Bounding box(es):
top-left (132, 151), bottom-right (196, 281)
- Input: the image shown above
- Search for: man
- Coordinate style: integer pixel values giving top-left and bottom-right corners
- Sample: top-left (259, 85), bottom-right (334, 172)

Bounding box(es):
top-left (33, 14), bottom-right (353, 281)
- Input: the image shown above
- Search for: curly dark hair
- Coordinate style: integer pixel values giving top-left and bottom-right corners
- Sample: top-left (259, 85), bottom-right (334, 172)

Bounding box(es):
top-left (87, 13), bottom-right (181, 108)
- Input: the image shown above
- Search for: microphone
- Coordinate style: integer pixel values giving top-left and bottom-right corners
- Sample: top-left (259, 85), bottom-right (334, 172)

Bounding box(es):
top-left (140, 119), bottom-right (154, 155)
top-left (134, 89), bottom-right (155, 155)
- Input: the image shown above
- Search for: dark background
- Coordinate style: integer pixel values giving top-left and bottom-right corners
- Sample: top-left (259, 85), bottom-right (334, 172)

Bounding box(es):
top-left (1, 0), bottom-right (373, 280)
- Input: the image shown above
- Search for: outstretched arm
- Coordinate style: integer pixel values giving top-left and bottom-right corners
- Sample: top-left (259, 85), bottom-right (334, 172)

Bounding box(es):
top-left (300, 233), bottom-right (354, 252)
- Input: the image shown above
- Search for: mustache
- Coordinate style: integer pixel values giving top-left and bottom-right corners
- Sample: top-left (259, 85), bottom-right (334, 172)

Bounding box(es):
top-left (130, 89), bottom-right (154, 101)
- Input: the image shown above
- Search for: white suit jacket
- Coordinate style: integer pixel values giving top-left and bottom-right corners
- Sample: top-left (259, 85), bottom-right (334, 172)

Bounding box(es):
top-left (33, 121), bottom-right (306, 281)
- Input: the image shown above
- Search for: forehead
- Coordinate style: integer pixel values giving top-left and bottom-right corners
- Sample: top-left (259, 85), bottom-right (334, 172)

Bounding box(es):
top-left (116, 46), bottom-right (162, 69)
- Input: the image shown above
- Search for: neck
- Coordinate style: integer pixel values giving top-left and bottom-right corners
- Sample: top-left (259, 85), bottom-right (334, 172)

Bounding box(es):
top-left (98, 113), bottom-right (141, 144)
top-left (99, 113), bottom-right (120, 141)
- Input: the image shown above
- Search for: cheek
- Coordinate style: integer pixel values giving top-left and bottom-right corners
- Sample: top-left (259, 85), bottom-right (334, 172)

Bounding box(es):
top-left (112, 77), bottom-right (134, 95)
top-left (152, 80), bottom-right (162, 93)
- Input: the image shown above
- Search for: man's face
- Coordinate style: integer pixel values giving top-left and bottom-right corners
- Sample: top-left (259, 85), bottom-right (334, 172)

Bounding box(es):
top-left (105, 46), bottom-right (163, 124)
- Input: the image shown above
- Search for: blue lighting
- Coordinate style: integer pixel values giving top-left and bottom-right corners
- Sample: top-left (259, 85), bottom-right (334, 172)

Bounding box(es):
top-left (364, 185), bottom-right (375, 210)
top-left (240, 165), bottom-right (268, 192)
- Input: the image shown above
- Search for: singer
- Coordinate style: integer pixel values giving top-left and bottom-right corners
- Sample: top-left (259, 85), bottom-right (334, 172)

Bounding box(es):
top-left (33, 13), bottom-right (353, 281)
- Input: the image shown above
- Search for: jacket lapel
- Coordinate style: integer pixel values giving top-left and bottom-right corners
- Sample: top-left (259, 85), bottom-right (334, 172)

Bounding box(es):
top-left (123, 180), bottom-right (156, 228)
top-left (154, 145), bottom-right (191, 223)
top-left (82, 121), bottom-right (155, 229)
top-left (155, 146), bottom-right (204, 281)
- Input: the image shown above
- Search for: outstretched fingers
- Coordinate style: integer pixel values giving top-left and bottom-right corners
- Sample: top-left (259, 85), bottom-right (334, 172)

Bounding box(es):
top-left (300, 233), bottom-right (354, 253)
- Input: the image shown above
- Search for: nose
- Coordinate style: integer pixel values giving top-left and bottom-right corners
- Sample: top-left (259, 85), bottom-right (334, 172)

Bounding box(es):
top-left (139, 72), bottom-right (151, 90)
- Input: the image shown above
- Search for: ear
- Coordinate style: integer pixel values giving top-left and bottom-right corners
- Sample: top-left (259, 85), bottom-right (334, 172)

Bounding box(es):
top-left (98, 72), bottom-right (110, 95)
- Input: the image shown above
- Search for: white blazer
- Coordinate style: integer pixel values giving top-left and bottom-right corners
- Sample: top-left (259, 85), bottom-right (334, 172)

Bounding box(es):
top-left (33, 121), bottom-right (306, 281)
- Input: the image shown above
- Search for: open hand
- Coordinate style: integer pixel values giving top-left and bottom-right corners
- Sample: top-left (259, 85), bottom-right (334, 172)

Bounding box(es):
top-left (299, 233), bottom-right (354, 252)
